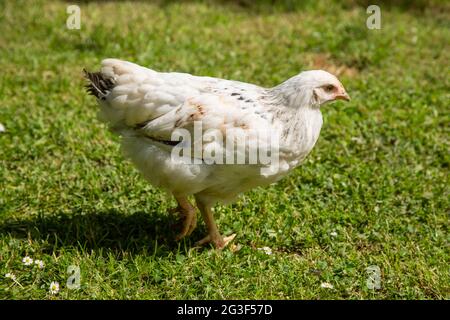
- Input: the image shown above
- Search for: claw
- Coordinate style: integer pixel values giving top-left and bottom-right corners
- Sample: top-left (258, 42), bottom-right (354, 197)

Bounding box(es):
top-left (195, 233), bottom-right (236, 250)
top-left (172, 203), bottom-right (197, 241)
top-left (174, 211), bottom-right (196, 241)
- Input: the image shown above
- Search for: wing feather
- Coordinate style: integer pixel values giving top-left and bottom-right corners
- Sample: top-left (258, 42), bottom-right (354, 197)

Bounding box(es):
top-left (92, 59), bottom-right (276, 163)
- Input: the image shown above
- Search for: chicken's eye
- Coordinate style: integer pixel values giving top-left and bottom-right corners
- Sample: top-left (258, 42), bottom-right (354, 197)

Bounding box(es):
top-left (325, 85), bottom-right (335, 92)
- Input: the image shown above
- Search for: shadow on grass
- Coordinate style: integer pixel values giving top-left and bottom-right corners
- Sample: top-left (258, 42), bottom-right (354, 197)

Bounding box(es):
top-left (0, 209), bottom-right (203, 257)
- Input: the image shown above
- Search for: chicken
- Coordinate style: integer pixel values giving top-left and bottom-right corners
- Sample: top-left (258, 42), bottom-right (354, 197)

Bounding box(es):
top-left (84, 59), bottom-right (350, 249)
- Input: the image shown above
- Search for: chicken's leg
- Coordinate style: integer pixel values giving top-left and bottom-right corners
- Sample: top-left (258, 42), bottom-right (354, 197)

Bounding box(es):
top-left (194, 197), bottom-right (236, 249)
top-left (173, 196), bottom-right (197, 241)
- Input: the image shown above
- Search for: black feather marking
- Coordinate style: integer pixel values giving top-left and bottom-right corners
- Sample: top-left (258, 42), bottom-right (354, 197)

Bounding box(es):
top-left (143, 135), bottom-right (181, 146)
top-left (83, 68), bottom-right (115, 99)
top-left (157, 139), bottom-right (182, 146)
top-left (134, 121), bottom-right (181, 146)
top-left (231, 93), bottom-right (240, 96)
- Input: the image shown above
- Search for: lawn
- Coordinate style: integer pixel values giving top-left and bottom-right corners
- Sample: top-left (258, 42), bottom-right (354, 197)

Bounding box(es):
top-left (0, 0), bottom-right (448, 299)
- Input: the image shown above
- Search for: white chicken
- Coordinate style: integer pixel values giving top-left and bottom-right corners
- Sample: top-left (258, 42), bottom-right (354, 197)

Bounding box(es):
top-left (84, 59), bottom-right (350, 249)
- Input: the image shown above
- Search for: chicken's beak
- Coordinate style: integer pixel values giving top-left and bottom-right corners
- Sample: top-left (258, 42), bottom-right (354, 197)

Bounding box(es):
top-left (335, 89), bottom-right (350, 101)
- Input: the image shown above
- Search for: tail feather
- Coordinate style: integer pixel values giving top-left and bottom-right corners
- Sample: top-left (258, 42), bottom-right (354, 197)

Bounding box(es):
top-left (83, 69), bottom-right (115, 100)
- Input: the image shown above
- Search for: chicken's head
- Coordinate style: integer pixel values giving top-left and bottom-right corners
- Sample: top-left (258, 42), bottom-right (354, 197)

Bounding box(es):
top-left (273, 70), bottom-right (350, 108)
top-left (313, 71), bottom-right (350, 106)
top-left (301, 70), bottom-right (350, 106)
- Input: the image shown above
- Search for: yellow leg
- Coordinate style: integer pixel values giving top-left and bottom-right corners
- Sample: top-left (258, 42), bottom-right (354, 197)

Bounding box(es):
top-left (194, 197), bottom-right (236, 249)
top-left (173, 196), bottom-right (197, 241)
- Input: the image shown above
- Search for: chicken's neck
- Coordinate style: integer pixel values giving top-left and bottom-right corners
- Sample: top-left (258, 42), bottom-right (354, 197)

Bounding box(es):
top-left (264, 87), bottom-right (323, 161)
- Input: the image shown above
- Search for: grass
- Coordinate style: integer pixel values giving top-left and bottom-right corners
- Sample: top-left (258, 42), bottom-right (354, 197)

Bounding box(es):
top-left (0, 0), bottom-right (448, 299)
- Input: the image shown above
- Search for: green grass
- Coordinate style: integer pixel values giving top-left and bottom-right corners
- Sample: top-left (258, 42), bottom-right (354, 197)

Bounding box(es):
top-left (0, 0), bottom-right (449, 299)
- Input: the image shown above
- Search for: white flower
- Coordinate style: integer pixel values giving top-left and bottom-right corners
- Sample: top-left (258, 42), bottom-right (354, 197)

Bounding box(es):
top-left (330, 231), bottom-right (338, 237)
top-left (5, 273), bottom-right (16, 280)
top-left (49, 281), bottom-right (60, 294)
top-left (34, 260), bottom-right (45, 269)
top-left (0, 123), bottom-right (5, 133)
top-left (22, 256), bottom-right (33, 265)
top-left (258, 246), bottom-right (272, 255)
top-left (320, 282), bottom-right (334, 289)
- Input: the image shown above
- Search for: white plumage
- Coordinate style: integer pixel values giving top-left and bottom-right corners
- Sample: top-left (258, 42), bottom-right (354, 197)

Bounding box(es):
top-left (85, 59), bottom-right (349, 249)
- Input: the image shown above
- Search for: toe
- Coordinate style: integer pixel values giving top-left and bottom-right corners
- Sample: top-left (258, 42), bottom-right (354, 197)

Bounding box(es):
top-left (195, 234), bottom-right (211, 246)
top-left (186, 214), bottom-right (197, 236)
top-left (214, 233), bottom-right (237, 250)
top-left (174, 210), bottom-right (195, 241)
